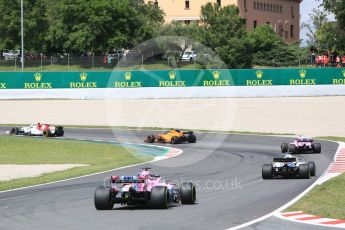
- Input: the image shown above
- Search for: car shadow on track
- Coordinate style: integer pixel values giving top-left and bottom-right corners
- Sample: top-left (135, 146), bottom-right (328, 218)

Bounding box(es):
top-left (111, 203), bottom-right (198, 210)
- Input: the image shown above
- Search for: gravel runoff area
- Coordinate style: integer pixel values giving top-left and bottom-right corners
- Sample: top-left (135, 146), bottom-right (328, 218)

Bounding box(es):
top-left (0, 164), bottom-right (88, 182)
top-left (0, 97), bottom-right (344, 136)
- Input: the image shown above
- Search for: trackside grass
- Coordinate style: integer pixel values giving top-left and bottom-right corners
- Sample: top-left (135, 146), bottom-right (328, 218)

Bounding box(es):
top-left (0, 136), bottom-right (152, 191)
top-left (286, 173), bottom-right (345, 219)
top-left (286, 136), bottom-right (345, 219)
top-left (317, 136), bottom-right (345, 142)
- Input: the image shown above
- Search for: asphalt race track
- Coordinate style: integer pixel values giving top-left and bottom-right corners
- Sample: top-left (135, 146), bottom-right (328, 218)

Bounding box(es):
top-left (0, 127), bottom-right (338, 230)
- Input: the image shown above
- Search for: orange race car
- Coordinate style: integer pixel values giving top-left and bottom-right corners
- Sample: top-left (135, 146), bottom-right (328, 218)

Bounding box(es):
top-left (144, 129), bottom-right (196, 144)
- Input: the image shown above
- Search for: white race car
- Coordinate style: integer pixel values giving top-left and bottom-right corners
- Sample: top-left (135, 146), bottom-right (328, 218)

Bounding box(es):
top-left (10, 123), bottom-right (64, 137)
top-left (262, 154), bottom-right (316, 179)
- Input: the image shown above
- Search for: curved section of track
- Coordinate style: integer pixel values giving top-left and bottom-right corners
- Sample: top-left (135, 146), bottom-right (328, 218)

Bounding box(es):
top-left (0, 128), bottom-right (338, 230)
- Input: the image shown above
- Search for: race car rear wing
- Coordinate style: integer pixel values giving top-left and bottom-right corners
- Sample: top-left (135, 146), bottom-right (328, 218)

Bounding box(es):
top-left (111, 176), bottom-right (145, 183)
top-left (273, 158), bottom-right (297, 162)
top-left (182, 131), bottom-right (194, 135)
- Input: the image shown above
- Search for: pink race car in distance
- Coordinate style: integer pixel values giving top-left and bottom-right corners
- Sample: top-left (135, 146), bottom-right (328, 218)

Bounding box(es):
top-left (10, 123), bottom-right (64, 137)
top-left (94, 167), bottom-right (196, 210)
top-left (281, 136), bottom-right (321, 154)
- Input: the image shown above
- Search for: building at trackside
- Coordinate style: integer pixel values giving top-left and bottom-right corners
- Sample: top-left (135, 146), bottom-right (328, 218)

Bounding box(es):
top-left (147, 0), bottom-right (302, 43)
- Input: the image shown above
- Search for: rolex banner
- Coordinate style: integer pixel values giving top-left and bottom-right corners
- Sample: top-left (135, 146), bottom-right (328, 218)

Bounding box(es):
top-left (0, 68), bottom-right (344, 89)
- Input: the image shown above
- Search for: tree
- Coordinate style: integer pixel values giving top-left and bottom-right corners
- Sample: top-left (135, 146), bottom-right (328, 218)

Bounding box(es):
top-left (130, 0), bottom-right (165, 45)
top-left (0, 0), bottom-right (49, 52)
top-left (48, 0), bottom-right (138, 53)
top-left (159, 22), bottom-right (202, 59)
top-left (322, 0), bottom-right (345, 29)
top-left (301, 8), bottom-right (328, 47)
top-left (248, 25), bottom-right (301, 66)
top-left (47, 0), bottom-right (164, 54)
top-left (199, 3), bottom-right (252, 68)
top-left (316, 21), bottom-right (345, 52)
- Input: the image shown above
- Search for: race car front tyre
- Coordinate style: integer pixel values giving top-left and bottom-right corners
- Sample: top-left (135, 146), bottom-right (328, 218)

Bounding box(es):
top-left (308, 161), bottom-right (316, 176)
top-left (299, 164), bottom-right (310, 179)
top-left (43, 130), bottom-right (52, 137)
top-left (94, 186), bottom-right (114, 210)
top-left (55, 130), bottom-right (64, 137)
top-left (55, 127), bottom-right (64, 137)
top-left (281, 143), bottom-right (288, 153)
top-left (146, 135), bottom-right (155, 143)
top-left (188, 134), bottom-right (196, 143)
top-left (180, 182), bottom-right (196, 204)
top-left (288, 144), bottom-right (296, 154)
top-left (10, 127), bottom-right (19, 135)
top-left (262, 164), bottom-right (273, 179)
top-left (312, 143), bottom-right (321, 153)
top-left (151, 186), bottom-right (168, 209)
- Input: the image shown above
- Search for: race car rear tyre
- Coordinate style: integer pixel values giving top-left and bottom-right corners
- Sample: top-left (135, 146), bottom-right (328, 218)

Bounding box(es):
top-left (171, 137), bottom-right (179, 144)
top-left (10, 127), bottom-right (19, 135)
top-left (308, 161), bottom-right (316, 176)
top-left (94, 186), bottom-right (114, 210)
top-left (262, 164), bottom-right (273, 179)
top-left (281, 143), bottom-right (288, 153)
top-left (312, 143), bottom-right (321, 153)
top-left (188, 134), bottom-right (196, 143)
top-left (43, 130), bottom-right (52, 137)
top-left (151, 186), bottom-right (168, 209)
top-left (299, 164), bottom-right (310, 179)
top-left (180, 182), bottom-right (196, 204)
top-left (288, 144), bottom-right (297, 154)
top-left (146, 135), bottom-right (155, 143)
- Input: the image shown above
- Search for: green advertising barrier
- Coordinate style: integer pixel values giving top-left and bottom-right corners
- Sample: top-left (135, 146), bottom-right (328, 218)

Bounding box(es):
top-left (0, 68), bottom-right (345, 89)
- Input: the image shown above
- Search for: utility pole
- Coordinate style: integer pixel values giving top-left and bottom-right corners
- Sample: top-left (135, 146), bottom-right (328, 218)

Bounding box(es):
top-left (21, 0), bottom-right (24, 71)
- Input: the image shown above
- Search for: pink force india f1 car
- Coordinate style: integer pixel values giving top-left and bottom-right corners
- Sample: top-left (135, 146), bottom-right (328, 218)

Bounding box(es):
top-left (281, 136), bottom-right (321, 154)
top-left (94, 168), bottom-right (196, 210)
top-left (10, 123), bottom-right (64, 137)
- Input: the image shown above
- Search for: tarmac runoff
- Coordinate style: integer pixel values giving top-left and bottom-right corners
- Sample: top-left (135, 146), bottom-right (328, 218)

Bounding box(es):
top-left (0, 96), bottom-right (344, 136)
top-left (0, 164), bottom-right (88, 181)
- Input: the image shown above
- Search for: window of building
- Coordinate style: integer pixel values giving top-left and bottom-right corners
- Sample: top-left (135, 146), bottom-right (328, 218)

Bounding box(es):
top-left (273, 5), bottom-right (276, 12)
top-left (280, 5), bottom-right (283, 13)
top-left (185, 20), bottom-right (191, 25)
top-left (290, 25), bottom-right (294, 38)
top-left (185, 0), bottom-right (190, 9)
top-left (217, 0), bottom-right (221, 6)
top-left (254, 20), bottom-right (257, 28)
top-left (263, 3), bottom-right (266, 11)
top-left (154, 0), bottom-right (158, 7)
top-left (260, 2), bottom-right (263, 10)
top-left (270, 4), bottom-right (273, 12)
top-left (244, 0), bottom-right (247, 9)
top-left (291, 6), bottom-right (295, 18)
